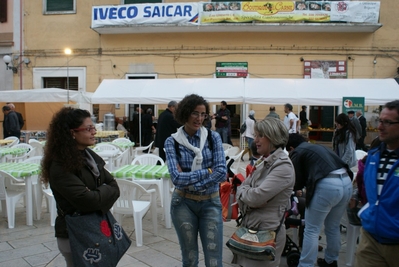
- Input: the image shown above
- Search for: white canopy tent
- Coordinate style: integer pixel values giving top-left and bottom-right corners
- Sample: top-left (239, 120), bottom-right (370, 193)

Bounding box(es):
top-left (244, 79), bottom-right (399, 106)
top-left (0, 88), bottom-right (93, 108)
top-left (92, 78), bottom-right (399, 106)
top-left (91, 78), bottom-right (245, 104)
top-left (0, 88), bottom-right (93, 131)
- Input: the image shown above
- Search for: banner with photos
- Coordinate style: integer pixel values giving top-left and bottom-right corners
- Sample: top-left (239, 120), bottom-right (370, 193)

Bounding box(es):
top-left (200, 1), bottom-right (380, 24)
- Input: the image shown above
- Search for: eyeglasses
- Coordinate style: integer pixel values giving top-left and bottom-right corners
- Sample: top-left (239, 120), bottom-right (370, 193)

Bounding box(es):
top-left (72, 126), bottom-right (97, 132)
top-left (378, 120), bottom-right (399, 127)
top-left (191, 111), bottom-right (208, 119)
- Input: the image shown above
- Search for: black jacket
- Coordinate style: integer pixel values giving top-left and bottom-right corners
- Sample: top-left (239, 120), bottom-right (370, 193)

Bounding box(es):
top-left (289, 142), bottom-right (353, 206)
top-left (358, 115), bottom-right (367, 137)
top-left (49, 149), bottom-right (120, 238)
top-left (154, 109), bottom-right (180, 160)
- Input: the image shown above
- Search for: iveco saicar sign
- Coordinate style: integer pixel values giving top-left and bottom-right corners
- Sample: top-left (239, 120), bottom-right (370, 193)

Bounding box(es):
top-left (91, 3), bottom-right (199, 27)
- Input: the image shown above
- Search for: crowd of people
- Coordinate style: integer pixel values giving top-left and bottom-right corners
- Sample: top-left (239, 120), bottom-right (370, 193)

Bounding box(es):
top-left (4, 97), bottom-right (397, 267)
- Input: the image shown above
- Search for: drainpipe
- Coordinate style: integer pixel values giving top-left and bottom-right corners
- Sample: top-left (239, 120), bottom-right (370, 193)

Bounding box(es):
top-left (19, 0), bottom-right (23, 89)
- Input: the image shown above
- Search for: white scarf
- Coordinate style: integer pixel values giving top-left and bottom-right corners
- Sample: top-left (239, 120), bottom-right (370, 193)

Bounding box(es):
top-left (172, 126), bottom-right (208, 171)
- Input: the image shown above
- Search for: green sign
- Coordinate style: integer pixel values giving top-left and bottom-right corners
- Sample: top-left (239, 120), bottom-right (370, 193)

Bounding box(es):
top-left (216, 62), bottom-right (248, 78)
top-left (342, 97), bottom-right (365, 114)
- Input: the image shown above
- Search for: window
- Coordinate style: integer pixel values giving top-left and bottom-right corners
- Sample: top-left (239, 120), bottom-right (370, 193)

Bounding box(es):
top-left (43, 77), bottom-right (79, 90)
top-left (124, 0), bottom-right (162, 4)
top-left (43, 0), bottom-right (76, 14)
top-left (0, 0), bottom-right (7, 23)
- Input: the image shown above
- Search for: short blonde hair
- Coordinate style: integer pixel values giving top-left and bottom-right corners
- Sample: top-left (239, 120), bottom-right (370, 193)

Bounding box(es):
top-left (254, 118), bottom-right (289, 149)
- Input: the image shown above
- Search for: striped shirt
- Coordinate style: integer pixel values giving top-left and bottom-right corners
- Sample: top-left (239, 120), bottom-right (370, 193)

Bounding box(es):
top-left (164, 129), bottom-right (227, 194)
top-left (377, 149), bottom-right (399, 196)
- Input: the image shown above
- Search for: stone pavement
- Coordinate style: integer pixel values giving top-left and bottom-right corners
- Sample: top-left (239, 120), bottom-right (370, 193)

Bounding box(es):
top-left (0, 158), bottom-right (355, 266)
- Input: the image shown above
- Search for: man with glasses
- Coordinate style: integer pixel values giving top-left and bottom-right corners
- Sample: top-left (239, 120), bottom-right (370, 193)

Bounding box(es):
top-left (356, 100), bottom-right (399, 267)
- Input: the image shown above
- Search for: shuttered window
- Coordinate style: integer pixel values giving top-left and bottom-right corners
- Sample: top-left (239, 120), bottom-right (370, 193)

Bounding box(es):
top-left (43, 77), bottom-right (79, 91)
top-left (0, 0), bottom-right (7, 23)
top-left (44, 0), bottom-right (76, 14)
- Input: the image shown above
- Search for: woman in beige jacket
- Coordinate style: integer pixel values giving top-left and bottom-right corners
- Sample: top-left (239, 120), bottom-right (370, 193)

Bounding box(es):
top-left (235, 118), bottom-right (295, 267)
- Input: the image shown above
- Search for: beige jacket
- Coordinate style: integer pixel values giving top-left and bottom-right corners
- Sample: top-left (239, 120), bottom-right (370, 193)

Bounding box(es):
top-left (235, 148), bottom-right (295, 267)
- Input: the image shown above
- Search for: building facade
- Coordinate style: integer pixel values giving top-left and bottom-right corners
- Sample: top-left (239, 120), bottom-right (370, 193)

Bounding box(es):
top-left (1, 0), bottom-right (398, 133)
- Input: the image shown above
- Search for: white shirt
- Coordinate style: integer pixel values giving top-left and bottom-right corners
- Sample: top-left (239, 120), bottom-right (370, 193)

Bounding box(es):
top-left (284, 112), bottom-right (297, 133)
top-left (244, 116), bottom-right (255, 139)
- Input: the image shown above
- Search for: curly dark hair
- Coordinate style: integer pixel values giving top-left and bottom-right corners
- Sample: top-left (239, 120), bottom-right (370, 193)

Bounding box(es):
top-left (174, 94), bottom-right (210, 125)
top-left (41, 107), bottom-right (91, 185)
top-left (334, 113), bottom-right (357, 143)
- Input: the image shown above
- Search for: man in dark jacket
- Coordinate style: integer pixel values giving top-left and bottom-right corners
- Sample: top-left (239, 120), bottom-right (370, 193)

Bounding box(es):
top-left (154, 101), bottom-right (180, 161)
top-left (356, 110), bottom-right (367, 151)
top-left (286, 133), bottom-right (353, 267)
top-left (7, 103), bottom-right (24, 130)
top-left (2, 105), bottom-right (21, 138)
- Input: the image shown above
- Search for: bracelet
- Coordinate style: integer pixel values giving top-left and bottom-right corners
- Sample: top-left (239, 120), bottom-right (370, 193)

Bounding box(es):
top-left (208, 168), bottom-right (213, 174)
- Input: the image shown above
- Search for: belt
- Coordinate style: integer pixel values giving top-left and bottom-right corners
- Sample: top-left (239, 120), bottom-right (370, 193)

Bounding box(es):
top-left (326, 173), bottom-right (349, 178)
top-left (175, 189), bottom-right (219, 201)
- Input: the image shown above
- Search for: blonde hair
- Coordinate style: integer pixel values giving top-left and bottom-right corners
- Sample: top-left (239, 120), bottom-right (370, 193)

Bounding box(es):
top-left (254, 118), bottom-right (289, 150)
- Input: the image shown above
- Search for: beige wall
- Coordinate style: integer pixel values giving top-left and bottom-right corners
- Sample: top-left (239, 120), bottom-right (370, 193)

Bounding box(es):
top-left (6, 0), bottom-right (399, 129)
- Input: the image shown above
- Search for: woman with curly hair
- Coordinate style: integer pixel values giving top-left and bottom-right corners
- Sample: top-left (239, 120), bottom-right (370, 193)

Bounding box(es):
top-left (41, 107), bottom-right (120, 266)
top-left (164, 94), bottom-right (227, 267)
top-left (333, 113), bottom-right (357, 168)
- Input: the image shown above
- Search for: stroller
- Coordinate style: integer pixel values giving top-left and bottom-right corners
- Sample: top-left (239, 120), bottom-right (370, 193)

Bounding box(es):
top-left (282, 194), bottom-right (303, 267)
top-left (220, 157), bottom-right (245, 223)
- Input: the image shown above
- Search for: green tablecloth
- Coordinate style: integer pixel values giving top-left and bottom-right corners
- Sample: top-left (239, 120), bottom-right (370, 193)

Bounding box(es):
top-left (111, 142), bottom-right (135, 149)
top-left (0, 147), bottom-right (29, 156)
top-left (0, 162), bottom-right (41, 177)
top-left (112, 164), bottom-right (170, 179)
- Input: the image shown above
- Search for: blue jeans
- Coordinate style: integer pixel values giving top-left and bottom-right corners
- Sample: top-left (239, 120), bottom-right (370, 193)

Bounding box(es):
top-left (298, 176), bottom-right (352, 267)
top-left (216, 127), bottom-right (228, 143)
top-left (171, 191), bottom-right (223, 267)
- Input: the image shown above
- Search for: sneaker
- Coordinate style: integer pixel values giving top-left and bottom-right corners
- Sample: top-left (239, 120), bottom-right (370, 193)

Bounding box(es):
top-left (317, 258), bottom-right (337, 267)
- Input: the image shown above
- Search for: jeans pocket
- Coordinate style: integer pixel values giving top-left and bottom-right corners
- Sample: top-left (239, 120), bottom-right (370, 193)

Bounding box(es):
top-left (171, 192), bottom-right (183, 207)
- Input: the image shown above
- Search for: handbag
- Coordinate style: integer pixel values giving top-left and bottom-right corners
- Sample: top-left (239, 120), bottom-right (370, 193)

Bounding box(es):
top-left (65, 210), bottom-right (131, 267)
top-left (226, 213), bottom-right (285, 261)
top-left (226, 227), bottom-right (277, 261)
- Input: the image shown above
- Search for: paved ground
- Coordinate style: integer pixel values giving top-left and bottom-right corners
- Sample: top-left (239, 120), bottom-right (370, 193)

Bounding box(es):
top-left (0, 157), bottom-right (355, 267)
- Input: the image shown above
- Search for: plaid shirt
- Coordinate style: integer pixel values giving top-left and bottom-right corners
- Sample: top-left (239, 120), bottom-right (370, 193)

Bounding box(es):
top-left (165, 129), bottom-right (227, 194)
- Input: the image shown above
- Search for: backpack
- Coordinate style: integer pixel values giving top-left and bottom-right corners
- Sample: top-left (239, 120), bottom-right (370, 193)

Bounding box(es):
top-left (174, 128), bottom-right (213, 158)
top-left (239, 122), bottom-right (247, 134)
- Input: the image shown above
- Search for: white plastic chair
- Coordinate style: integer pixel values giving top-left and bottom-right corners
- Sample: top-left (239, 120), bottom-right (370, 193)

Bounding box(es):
top-left (112, 138), bottom-right (131, 144)
top-left (6, 143), bottom-right (35, 163)
top-left (355, 150), bottom-right (367, 160)
top-left (341, 210), bottom-right (361, 266)
top-left (226, 149), bottom-right (245, 174)
top-left (93, 143), bottom-right (121, 171)
top-left (132, 141), bottom-right (154, 159)
top-left (222, 143), bottom-right (233, 151)
top-left (225, 146), bottom-right (240, 158)
top-left (23, 156), bottom-right (55, 226)
top-left (4, 136), bottom-right (20, 147)
top-left (28, 139), bottom-right (44, 157)
top-left (112, 148), bottom-right (131, 170)
top-left (113, 179), bottom-right (157, 247)
top-left (131, 154), bottom-right (165, 207)
top-left (0, 170), bottom-right (26, 228)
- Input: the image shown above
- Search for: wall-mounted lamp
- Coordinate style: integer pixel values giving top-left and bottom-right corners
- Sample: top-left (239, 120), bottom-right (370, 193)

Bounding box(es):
top-left (373, 57), bottom-right (377, 64)
top-left (2, 55), bottom-right (30, 73)
top-left (300, 57), bottom-right (304, 62)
